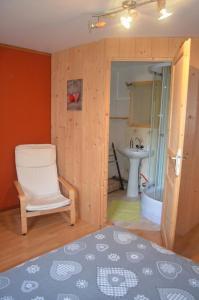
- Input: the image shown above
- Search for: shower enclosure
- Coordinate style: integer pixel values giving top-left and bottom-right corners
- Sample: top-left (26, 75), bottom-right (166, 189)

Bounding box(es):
top-left (141, 63), bottom-right (171, 224)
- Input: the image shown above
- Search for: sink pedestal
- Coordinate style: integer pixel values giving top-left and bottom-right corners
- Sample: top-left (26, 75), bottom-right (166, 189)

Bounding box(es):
top-left (127, 158), bottom-right (140, 198)
top-left (117, 147), bottom-right (151, 200)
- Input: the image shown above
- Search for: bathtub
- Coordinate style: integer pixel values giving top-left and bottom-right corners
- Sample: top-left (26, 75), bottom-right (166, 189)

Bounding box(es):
top-left (141, 186), bottom-right (163, 225)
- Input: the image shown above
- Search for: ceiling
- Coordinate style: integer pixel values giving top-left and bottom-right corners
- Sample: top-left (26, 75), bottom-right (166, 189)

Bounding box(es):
top-left (0, 0), bottom-right (199, 53)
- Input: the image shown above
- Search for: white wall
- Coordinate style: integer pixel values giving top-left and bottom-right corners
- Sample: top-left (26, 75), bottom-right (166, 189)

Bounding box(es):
top-left (109, 62), bottom-right (154, 184)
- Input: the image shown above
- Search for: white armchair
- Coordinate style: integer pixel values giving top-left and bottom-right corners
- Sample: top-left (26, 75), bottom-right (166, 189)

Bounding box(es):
top-left (14, 144), bottom-right (76, 234)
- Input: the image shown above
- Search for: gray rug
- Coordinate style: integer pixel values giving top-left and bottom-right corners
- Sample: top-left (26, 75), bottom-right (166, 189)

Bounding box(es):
top-left (0, 226), bottom-right (199, 300)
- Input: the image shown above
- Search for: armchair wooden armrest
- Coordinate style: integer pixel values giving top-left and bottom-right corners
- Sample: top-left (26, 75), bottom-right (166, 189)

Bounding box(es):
top-left (14, 181), bottom-right (28, 234)
top-left (14, 178), bottom-right (77, 235)
top-left (14, 181), bottom-right (26, 202)
top-left (58, 176), bottom-right (77, 225)
top-left (58, 176), bottom-right (77, 201)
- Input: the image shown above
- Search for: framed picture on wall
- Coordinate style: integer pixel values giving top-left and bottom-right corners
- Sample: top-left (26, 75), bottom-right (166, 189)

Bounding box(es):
top-left (67, 79), bottom-right (83, 111)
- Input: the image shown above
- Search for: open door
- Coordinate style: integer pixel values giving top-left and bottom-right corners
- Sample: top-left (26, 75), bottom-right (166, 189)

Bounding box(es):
top-left (161, 39), bottom-right (191, 249)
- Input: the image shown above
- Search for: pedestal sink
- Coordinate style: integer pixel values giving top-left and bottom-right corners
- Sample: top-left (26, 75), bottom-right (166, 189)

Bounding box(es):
top-left (118, 147), bottom-right (150, 198)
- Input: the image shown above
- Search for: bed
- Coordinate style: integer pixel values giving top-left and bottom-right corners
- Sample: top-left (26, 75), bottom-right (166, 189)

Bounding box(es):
top-left (0, 226), bottom-right (199, 300)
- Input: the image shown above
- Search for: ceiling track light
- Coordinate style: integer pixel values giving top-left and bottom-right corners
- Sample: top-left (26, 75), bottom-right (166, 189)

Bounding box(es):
top-left (88, 0), bottom-right (173, 31)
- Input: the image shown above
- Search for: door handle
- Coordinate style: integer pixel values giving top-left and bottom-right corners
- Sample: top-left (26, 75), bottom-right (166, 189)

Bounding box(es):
top-left (170, 156), bottom-right (177, 160)
top-left (170, 155), bottom-right (186, 160)
top-left (169, 149), bottom-right (183, 176)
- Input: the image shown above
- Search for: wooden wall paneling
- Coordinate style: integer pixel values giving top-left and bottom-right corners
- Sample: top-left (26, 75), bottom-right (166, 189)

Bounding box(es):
top-left (104, 38), bottom-right (120, 59)
top-left (55, 50), bottom-right (71, 178)
top-left (135, 38), bottom-right (152, 58)
top-left (68, 46), bottom-right (84, 190)
top-left (65, 116), bottom-right (78, 185)
top-left (97, 40), bottom-right (109, 227)
top-left (64, 114), bottom-right (81, 222)
top-left (65, 46), bottom-right (84, 220)
top-left (64, 116), bottom-right (75, 181)
top-left (56, 127), bottom-right (66, 177)
top-left (63, 49), bottom-right (76, 185)
top-left (81, 41), bottom-right (105, 225)
top-left (73, 113), bottom-right (82, 187)
top-left (69, 111), bottom-right (82, 222)
top-left (190, 38), bottom-right (199, 69)
top-left (101, 56), bottom-right (111, 226)
top-left (151, 38), bottom-right (170, 58)
top-left (58, 51), bottom-right (69, 129)
top-left (51, 50), bottom-right (68, 142)
top-left (119, 38), bottom-right (136, 58)
top-left (51, 41), bottom-right (106, 226)
top-left (80, 44), bottom-right (91, 222)
top-left (67, 46), bottom-right (84, 78)
top-left (51, 53), bottom-right (60, 144)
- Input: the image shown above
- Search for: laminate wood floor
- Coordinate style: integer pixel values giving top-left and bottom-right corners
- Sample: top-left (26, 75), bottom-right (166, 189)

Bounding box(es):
top-left (0, 208), bottom-right (99, 272)
top-left (0, 208), bottom-right (199, 272)
top-left (174, 224), bottom-right (199, 263)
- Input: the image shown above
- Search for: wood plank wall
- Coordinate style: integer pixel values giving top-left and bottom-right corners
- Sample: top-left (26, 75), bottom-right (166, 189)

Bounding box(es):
top-left (51, 37), bottom-right (185, 227)
top-left (52, 41), bottom-right (106, 225)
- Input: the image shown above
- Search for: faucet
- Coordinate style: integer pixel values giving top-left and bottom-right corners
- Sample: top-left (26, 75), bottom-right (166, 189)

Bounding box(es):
top-left (130, 138), bottom-right (134, 149)
top-left (135, 137), bottom-right (143, 149)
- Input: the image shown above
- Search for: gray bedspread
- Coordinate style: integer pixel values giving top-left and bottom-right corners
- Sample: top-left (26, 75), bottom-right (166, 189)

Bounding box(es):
top-left (0, 226), bottom-right (199, 300)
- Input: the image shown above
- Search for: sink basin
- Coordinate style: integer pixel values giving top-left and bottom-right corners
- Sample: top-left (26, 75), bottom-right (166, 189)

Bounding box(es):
top-left (118, 147), bottom-right (152, 198)
top-left (118, 147), bottom-right (150, 159)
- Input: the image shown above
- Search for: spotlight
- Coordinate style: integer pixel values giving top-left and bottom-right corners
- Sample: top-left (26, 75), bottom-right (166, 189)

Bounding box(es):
top-left (158, 8), bottom-right (172, 20)
top-left (89, 0), bottom-right (173, 32)
top-left (89, 19), bottom-right (106, 31)
top-left (120, 15), bottom-right (133, 29)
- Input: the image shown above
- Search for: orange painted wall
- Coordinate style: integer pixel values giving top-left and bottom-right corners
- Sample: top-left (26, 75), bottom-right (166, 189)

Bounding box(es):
top-left (0, 46), bottom-right (51, 210)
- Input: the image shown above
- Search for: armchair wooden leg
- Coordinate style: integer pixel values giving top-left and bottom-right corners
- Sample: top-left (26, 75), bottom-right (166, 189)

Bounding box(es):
top-left (70, 203), bottom-right (76, 226)
top-left (21, 211), bottom-right (28, 235)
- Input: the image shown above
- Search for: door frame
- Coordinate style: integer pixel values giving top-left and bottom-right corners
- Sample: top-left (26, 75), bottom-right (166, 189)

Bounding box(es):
top-left (102, 57), bottom-right (173, 233)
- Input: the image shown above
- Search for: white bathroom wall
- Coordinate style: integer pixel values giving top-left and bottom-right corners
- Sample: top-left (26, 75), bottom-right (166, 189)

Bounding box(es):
top-left (110, 62), bottom-right (154, 117)
top-left (109, 62), bottom-right (154, 183)
top-left (109, 119), bottom-right (128, 180)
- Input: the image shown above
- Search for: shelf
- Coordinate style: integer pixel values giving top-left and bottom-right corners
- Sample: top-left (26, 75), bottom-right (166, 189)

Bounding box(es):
top-left (110, 116), bottom-right (128, 120)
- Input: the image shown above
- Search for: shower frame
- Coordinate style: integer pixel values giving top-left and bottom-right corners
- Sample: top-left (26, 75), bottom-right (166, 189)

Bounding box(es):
top-left (148, 64), bottom-right (171, 201)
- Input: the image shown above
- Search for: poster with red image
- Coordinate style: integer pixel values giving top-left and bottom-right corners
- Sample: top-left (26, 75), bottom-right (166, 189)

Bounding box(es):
top-left (67, 79), bottom-right (83, 111)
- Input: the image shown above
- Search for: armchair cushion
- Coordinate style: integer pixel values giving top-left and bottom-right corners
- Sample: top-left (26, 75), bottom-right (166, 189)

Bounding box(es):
top-left (26, 193), bottom-right (71, 211)
top-left (15, 144), bottom-right (60, 199)
top-left (15, 144), bottom-right (56, 167)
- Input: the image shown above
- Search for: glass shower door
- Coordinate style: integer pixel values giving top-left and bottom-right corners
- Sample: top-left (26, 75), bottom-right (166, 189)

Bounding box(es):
top-left (148, 66), bottom-right (171, 201)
